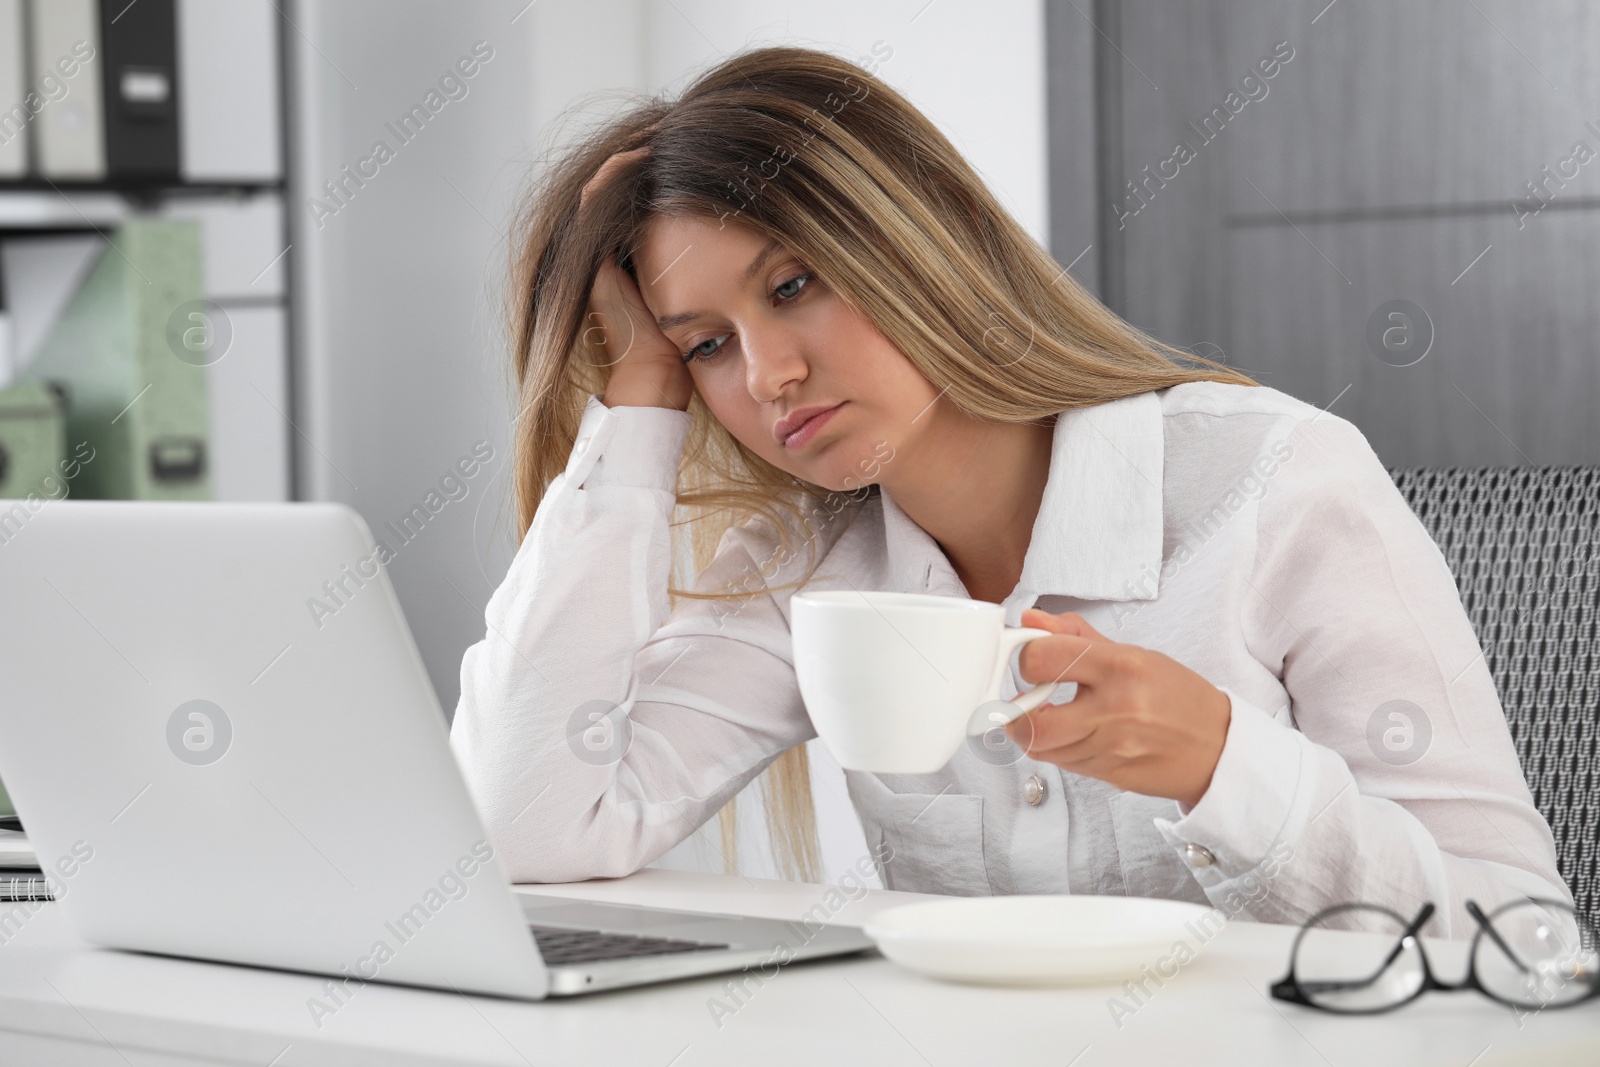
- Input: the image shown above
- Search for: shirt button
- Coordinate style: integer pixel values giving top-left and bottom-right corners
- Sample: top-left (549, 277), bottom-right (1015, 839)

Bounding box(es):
top-left (1181, 843), bottom-right (1216, 868)
top-left (1023, 774), bottom-right (1048, 806)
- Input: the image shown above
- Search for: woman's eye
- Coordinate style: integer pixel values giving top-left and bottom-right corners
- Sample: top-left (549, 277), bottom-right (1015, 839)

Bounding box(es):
top-left (683, 334), bottom-right (729, 363)
top-left (774, 272), bottom-right (810, 300)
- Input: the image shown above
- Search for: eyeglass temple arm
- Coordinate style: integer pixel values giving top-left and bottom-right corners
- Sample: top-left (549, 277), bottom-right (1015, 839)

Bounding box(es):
top-left (1467, 899), bottom-right (1534, 976)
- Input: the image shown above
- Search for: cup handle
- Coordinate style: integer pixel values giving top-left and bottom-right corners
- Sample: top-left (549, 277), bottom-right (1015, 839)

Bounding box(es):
top-left (965, 626), bottom-right (1057, 736)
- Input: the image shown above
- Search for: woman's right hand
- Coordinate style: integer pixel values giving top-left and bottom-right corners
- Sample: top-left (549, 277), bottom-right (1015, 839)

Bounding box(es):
top-left (579, 145), bottom-right (694, 411)
top-left (586, 255), bottom-right (693, 410)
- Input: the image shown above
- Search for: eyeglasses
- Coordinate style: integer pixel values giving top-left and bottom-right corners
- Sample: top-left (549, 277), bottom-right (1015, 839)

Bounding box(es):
top-left (1271, 898), bottom-right (1600, 1014)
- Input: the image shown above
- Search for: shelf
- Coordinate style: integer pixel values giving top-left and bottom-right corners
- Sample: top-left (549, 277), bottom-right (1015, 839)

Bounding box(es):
top-left (0, 191), bottom-right (129, 232)
top-left (0, 180), bottom-right (283, 195)
top-left (0, 185), bottom-right (285, 233)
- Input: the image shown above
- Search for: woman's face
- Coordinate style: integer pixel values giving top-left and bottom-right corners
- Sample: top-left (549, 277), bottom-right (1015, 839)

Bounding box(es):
top-left (633, 214), bottom-right (942, 493)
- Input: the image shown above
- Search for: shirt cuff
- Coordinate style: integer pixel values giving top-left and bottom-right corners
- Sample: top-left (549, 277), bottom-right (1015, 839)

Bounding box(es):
top-left (1152, 686), bottom-right (1304, 878)
top-left (574, 393), bottom-right (692, 491)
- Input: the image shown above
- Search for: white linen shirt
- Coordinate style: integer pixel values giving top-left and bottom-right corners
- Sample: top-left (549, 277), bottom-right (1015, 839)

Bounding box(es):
top-left (449, 380), bottom-right (1570, 937)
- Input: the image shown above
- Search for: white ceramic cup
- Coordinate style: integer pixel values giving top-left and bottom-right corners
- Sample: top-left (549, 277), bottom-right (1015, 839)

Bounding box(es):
top-left (790, 590), bottom-right (1058, 774)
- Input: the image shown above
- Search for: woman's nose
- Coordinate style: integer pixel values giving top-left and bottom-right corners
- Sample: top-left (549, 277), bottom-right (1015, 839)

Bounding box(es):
top-left (743, 329), bottom-right (808, 402)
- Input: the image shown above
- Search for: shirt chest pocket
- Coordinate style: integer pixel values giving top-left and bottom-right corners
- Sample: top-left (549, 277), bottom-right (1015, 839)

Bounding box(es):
top-left (1108, 790), bottom-right (1209, 906)
top-left (848, 779), bottom-right (993, 897)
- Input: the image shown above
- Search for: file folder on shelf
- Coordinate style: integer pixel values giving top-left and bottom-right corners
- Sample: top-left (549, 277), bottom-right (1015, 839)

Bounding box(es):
top-left (22, 217), bottom-right (210, 500)
top-left (18, 0), bottom-right (280, 185)
top-left (176, 0), bottom-right (281, 183)
top-left (27, 0), bottom-right (106, 180)
top-left (101, 0), bottom-right (181, 182)
top-left (0, 380), bottom-right (64, 500)
top-left (0, 0), bottom-right (27, 178)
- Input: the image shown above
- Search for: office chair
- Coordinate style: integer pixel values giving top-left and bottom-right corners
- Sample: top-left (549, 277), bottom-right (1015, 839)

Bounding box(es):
top-left (1389, 467), bottom-right (1600, 925)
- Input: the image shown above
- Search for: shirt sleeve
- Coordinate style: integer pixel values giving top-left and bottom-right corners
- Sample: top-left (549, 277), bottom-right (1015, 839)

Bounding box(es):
top-left (1151, 411), bottom-right (1570, 937)
top-left (448, 393), bottom-right (819, 883)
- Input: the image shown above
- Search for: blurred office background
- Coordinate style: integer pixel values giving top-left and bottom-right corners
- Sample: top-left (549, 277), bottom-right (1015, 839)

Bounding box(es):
top-left (0, 0), bottom-right (1593, 881)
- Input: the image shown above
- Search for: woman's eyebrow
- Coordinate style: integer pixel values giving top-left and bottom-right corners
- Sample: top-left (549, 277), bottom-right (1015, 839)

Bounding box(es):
top-left (654, 238), bottom-right (785, 332)
top-left (656, 309), bottom-right (702, 331)
top-left (740, 237), bottom-right (784, 286)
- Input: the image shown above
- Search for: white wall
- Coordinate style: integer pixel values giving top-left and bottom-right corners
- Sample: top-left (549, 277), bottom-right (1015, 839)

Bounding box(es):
top-left (525, 0), bottom-right (1051, 243)
top-left (288, 0), bottom-right (544, 712)
top-left (643, 0), bottom-right (1049, 246)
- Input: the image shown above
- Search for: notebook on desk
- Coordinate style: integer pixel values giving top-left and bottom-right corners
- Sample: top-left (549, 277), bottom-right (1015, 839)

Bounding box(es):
top-left (0, 868), bottom-right (51, 902)
top-left (0, 501), bottom-right (873, 998)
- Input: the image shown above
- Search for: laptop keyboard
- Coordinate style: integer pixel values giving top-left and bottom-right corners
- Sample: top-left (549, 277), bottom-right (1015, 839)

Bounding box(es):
top-left (529, 924), bottom-right (731, 966)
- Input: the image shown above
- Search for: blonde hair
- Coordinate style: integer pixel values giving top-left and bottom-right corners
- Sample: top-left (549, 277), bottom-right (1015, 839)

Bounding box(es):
top-left (505, 45), bottom-right (1258, 883)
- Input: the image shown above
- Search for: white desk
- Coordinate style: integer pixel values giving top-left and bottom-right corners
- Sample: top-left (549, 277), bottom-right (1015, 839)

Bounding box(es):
top-left (0, 870), bottom-right (1595, 1066)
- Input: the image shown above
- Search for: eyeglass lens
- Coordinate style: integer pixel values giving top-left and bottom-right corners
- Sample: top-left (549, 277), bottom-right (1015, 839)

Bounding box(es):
top-left (1292, 904), bottom-right (1427, 1012)
top-left (1472, 900), bottom-right (1600, 1009)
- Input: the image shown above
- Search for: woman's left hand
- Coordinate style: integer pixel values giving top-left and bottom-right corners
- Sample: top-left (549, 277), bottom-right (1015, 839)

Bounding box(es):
top-left (1004, 608), bottom-right (1232, 808)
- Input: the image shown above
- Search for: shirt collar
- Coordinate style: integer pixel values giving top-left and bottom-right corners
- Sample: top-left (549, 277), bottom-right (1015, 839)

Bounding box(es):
top-left (880, 389), bottom-right (1166, 603)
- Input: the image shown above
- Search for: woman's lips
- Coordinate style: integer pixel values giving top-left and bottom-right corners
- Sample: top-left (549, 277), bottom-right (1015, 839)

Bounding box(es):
top-left (781, 402), bottom-right (845, 450)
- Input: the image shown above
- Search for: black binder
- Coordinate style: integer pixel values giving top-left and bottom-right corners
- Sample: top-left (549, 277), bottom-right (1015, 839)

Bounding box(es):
top-left (98, 0), bottom-right (181, 181)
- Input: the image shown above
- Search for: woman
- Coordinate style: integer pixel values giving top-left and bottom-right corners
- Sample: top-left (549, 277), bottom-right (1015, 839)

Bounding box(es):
top-left (449, 45), bottom-right (1569, 937)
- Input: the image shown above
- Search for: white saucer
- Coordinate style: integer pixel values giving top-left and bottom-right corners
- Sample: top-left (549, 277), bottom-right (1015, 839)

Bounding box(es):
top-left (863, 895), bottom-right (1217, 987)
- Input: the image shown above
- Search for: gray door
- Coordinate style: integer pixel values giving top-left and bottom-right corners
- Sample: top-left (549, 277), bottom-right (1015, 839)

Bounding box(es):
top-left (1073, 0), bottom-right (1600, 466)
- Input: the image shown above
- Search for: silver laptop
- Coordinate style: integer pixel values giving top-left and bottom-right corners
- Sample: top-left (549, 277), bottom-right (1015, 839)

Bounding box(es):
top-left (0, 500), bottom-right (870, 998)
